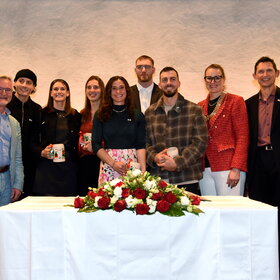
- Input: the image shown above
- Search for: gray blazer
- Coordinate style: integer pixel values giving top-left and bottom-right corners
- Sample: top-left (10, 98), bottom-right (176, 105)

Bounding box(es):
top-left (9, 115), bottom-right (24, 191)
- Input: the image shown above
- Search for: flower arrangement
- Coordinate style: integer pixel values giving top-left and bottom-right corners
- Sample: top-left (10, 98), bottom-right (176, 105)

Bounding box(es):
top-left (73, 169), bottom-right (203, 217)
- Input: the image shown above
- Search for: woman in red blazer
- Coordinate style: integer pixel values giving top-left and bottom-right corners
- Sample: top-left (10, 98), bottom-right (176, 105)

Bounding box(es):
top-left (198, 64), bottom-right (249, 196)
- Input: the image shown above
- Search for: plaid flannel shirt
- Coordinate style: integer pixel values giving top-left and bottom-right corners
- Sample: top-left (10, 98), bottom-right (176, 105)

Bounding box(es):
top-left (145, 93), bottom-right (208, 184)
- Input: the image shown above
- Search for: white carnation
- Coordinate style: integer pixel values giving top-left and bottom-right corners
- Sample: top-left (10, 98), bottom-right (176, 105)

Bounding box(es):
top-left (180, 196), bottom-right (190, 206)
top-left (94, 196), bottom-right (102, 207)
top-left (143, 179), bottom-right (157, 190)
top-left (110, 178), bottom-right (123, 186)
top-left (131, 169), bottom-right (142, 177)
top-left (114, 186), bottom-right (122, 198)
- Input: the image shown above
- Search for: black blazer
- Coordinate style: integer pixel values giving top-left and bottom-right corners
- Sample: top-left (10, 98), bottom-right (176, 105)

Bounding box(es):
top-left (246, 86), bottom-right (280, 180)
top-left (31, 108), bottom-right (81, 161)
top-left (130, 83), bottom-right (162, 113)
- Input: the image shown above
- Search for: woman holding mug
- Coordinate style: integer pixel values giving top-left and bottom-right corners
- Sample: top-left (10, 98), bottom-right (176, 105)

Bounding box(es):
top-left (92, 76), bottom-right (146, 184)
top-left (198, 64), bottom-right (249, 196)
top-left (31, 79), bottom-right (81, 196)
top-left (78, 76), bottom-right (104, 195)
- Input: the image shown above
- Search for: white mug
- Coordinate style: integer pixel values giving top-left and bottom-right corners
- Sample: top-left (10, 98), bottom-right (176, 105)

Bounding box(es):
top-left (129, 162), bottom-right (141, 170)
top-left (83, 133), bottom-right (92, 142)
top-left (52, 144), bottom-right (65, 163)
top-left (167, 147), bottom-right (179, 158)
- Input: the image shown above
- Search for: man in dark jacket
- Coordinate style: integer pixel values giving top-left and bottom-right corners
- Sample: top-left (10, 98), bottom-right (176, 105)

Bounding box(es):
top-left (7, 69), bottom-right (41, 197)
top-left (130, 55), bottom-right (162, 113)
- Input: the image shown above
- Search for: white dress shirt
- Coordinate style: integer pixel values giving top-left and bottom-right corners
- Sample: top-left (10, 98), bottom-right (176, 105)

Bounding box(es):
top-left (136, 83), bottom-right (154, 113)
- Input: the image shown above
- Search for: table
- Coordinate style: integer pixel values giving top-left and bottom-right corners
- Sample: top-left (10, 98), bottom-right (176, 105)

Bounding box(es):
top-left (0, 196), bottom-right (278, 280)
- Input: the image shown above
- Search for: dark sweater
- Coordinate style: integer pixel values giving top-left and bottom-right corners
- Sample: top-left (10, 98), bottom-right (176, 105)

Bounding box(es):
top-left (92, 105), bottom-right (146, 153)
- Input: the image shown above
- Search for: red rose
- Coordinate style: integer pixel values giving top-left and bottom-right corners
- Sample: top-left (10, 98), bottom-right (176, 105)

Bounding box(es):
top-left (190, 195), bottom-right (200, 205)
top-left (114, 200), bottom-right (127, 212)
top-left (135, 203), bottom-right (150, 215)
top-left (156, 200), bottom-right (170, 213)
top-left (151, 191), bottom-right (163, 201)
top-left (134, 188), bottom-right (146, 199)
top-left (97, 197), bottom-right (110, 209)
top-left (115, 181), bottom-right (124, 187)
top-left (97, 188), bottom-right (106, 196)
top-left (74, 197), bottom-right (85, 208)
top-left (164, 191), bottom-right (177, 204)
top-left (122, 188), bottom-right (130, 198)
top-left (158, 180), bottom-right (168, 189)
top-left (87, 191), bottom-right (97, 199)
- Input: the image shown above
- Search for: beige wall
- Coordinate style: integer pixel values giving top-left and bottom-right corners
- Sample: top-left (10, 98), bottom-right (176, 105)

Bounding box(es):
top-left (1, 0), bottom-right (280, 110)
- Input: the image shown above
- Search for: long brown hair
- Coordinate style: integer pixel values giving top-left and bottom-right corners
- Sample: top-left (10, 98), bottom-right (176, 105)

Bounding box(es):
top-left (81, 75), bottom-right (105, 123)
top-left (46, 79), bottom-right (75, 115)
top-left (98, 76), bottom-right (134, 122)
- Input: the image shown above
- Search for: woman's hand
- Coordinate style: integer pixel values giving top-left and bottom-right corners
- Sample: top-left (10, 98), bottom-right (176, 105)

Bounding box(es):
top-left (112, 161), bottom-right (127, 176)
top-left (41, 144), bottom-right (53, 159)
top-left (83, 140), bottom-right (93, 152)
top-left (227, 168), bottom-right (240, 188)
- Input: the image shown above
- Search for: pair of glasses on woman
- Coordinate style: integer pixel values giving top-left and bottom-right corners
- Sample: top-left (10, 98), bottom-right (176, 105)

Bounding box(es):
top-left (204, 75), bottom-right (223, 83)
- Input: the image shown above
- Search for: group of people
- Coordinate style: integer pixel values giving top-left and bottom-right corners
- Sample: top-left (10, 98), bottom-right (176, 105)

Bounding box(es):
top-left (0, 55), bottom-right (279, 215)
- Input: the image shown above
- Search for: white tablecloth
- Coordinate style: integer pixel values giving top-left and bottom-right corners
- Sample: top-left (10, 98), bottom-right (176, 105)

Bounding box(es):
top-left (0, 196), bottom-right (278, 280)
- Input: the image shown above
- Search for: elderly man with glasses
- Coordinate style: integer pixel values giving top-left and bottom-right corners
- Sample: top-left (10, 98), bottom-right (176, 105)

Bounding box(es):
top-left (0, 76), bottom-right (23, 206)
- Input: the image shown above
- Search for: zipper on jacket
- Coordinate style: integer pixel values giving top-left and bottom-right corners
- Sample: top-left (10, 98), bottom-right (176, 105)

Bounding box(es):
top-left (21, 102), bottom-right (24, 127)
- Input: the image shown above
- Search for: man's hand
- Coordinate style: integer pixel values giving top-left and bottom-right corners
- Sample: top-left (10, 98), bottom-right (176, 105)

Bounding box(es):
top-left (11, 188), bottom-right (21, 202)
top-left (154, 149), bottom-right (177, 171)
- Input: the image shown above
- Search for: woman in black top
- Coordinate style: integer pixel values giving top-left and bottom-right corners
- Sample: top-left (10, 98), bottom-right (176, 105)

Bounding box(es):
top-left (92, 76), bottom-right (146, 184)
top-left (31, 79), bottom-right (81, 195)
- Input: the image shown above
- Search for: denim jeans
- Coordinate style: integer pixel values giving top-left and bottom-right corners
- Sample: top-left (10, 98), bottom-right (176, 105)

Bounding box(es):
top-left (0, 170), bottom-right (12, 206)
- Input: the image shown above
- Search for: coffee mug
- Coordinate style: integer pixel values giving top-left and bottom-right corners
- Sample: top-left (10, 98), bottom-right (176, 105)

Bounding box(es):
top-left (53, 144), bottom-right (65, 162)
top-left (167, 147), bottom-right (179, 158)
top-left (83, 133), bottom-right (92, 142)
top-left (129, 161), bottom-right (141, 170)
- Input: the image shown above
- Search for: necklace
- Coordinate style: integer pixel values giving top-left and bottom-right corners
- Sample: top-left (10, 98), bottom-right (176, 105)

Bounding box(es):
top-left (113, 107), bottom-right (126, 113)
top-left (208, 97), bottom-right (219, 107)
top-left (204, 92), bottom-right (226, 121)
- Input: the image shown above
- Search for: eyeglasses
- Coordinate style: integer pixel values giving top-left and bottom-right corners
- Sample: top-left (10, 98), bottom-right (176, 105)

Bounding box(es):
top-left (136, 65), bottom-right (153, 70)
top-left (0, 87), bottom-right (12, 94)
top-left (204, 75), bottom-right (223, 83)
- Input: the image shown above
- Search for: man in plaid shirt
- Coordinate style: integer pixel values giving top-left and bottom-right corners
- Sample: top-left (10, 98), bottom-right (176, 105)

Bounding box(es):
top-left (145, 67), bottom-right (208, 194)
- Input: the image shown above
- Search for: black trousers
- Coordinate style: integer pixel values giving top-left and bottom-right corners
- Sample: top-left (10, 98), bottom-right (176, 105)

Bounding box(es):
top-left (177, 182), bottom-right (201, 196)
top-left (248, 148), bottom-right (280, 274)
top-left (248, 149), bottom-right (280, 206)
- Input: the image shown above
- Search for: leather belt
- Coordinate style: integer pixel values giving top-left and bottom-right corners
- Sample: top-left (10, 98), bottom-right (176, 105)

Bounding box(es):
top-left (257, 144), bottom-right (273, 151)
top-left (0, 165), bottom-right (9, 173)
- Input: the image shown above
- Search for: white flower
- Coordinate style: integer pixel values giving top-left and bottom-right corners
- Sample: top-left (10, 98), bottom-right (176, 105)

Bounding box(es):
top-left (149, 204), bottom-right (156, 213)
top-left (125, 195), bottom-right (135, 208)
top-left (114, 186), bottom-right (122, 198)
top-left (110, 196), bottom-right (118, 205)
top-left (180, 196), bottom-right (190, 206)
top-left (131, 169), bottom-right (142, 177)
top-left (110, 178), bottom-right (123, 186)
top-left (143, 179), bottom-right (157, 190)
top-left (146, 198), bottom-right (157, 213)
top-left (94, 196), bottom-right (102, 207)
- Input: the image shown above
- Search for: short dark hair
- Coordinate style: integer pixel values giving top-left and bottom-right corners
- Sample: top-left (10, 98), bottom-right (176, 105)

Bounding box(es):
top-left (159, 66), bottom-right (179, 79)
top-left (254, 56), bottom-right (277, 74)
top-left (135, 55), bottom-right (154, 66)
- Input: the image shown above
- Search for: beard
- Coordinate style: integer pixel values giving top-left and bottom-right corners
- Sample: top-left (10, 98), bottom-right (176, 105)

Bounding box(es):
top-left (163, 88), bottom-right (178, 98)
top-left (137, 73), bottom-right (153, 83)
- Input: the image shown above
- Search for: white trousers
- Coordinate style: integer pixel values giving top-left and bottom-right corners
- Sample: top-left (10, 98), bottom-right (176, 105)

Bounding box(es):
top-left (199, 168), bottom-right (246, 196)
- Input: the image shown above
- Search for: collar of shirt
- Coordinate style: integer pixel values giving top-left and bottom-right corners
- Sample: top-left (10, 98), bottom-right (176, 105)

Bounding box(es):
top-left (258, 91), bottom-right (275, 102)
top-left (136, 83), bottom-right (154, 113)
top-left (0, 107), bottom-right (11, 116)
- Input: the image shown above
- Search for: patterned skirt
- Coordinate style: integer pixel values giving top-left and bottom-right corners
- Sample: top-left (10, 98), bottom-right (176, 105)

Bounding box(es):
top-left (98, 148), bottom-right (137, 185)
